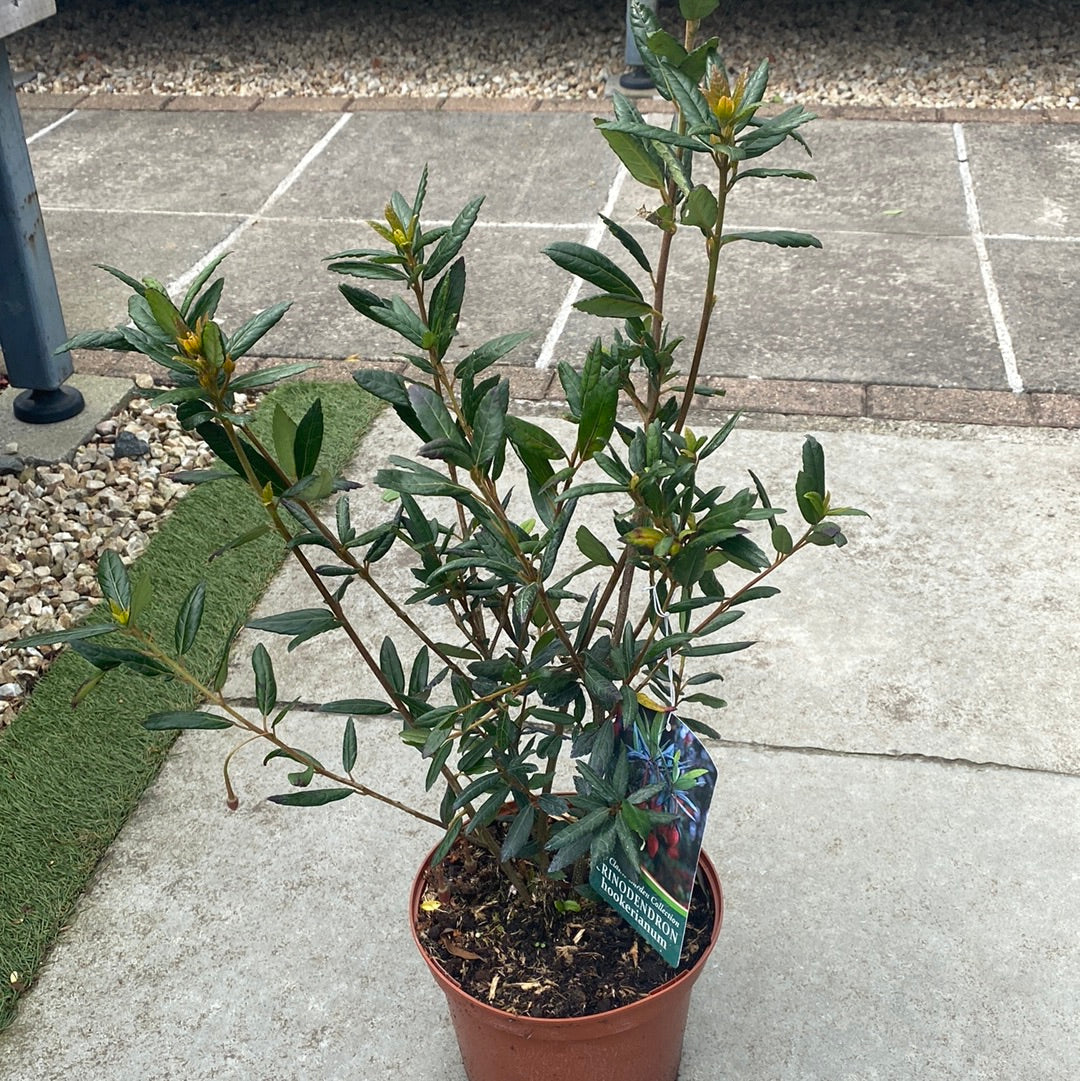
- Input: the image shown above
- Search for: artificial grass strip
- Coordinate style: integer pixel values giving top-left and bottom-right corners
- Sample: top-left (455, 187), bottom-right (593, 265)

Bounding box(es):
top-left (0, 380), bottom-right (380, 1030)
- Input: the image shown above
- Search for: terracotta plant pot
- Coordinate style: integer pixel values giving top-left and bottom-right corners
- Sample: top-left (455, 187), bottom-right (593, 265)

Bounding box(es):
top-left (409, 848), bottom-right (724, 1081)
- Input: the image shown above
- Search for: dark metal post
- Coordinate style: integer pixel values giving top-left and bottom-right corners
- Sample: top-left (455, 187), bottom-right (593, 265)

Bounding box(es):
top-left (620, 0), bottom-right (658, 92)
top-left (0, 41), bottom-right (83, 423)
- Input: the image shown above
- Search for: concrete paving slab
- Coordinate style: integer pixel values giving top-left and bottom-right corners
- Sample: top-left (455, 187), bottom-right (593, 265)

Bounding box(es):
top-left (963, 124), bottom-right (1080, 237)
top-left (617, 119), bottom-right (971, 239)
top-left (16, 106), bottom-right (66, 138)
top-left (268, 110), bottom-right (617, 224)
top-left (26, 110), bottom-right (343, 214)
top-left (1, 717), bottom-right (1075, 1081)
top-left (40, 209), bottom-right (246, 332)
top-left (984, 238), bottom-right (1080, 393)
top-left (227, 410), bottom-right (1080, 777)
top-left (209, 217), bottom-right (575, 362)
top-left (0, 374), bottom-right (132, 463)
top-left (554, 228), bottom-right (1009, 390)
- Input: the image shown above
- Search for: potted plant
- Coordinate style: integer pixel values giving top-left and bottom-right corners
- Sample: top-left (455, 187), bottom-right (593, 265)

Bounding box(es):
top-left (14, 4), bottom-right (865, 1079)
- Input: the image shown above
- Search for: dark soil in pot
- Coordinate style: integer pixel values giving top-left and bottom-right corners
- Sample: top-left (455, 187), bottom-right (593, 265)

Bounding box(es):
top-left (414, 839), bottom-right (716, 1019)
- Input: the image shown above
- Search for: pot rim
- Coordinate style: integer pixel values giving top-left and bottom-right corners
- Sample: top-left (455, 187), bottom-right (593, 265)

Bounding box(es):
top-left (409, 843), bottom-right (724, 1028)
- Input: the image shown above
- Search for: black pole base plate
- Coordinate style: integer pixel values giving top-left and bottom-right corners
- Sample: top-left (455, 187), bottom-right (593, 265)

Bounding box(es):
top-left (618, 66), bottom-right (654, 91)
top-left (13, 385), bottom-right (86, 424)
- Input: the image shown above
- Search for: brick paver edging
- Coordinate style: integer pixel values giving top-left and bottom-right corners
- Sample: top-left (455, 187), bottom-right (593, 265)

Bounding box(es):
top-left (16, 90), bottom-right (1080, 125)
top-left (68, 351), bottom-right (1080, 430)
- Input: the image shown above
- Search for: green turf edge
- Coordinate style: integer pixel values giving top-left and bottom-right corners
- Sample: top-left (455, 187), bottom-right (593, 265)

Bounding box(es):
top-left (0, 381), bottom-right (381, 1030)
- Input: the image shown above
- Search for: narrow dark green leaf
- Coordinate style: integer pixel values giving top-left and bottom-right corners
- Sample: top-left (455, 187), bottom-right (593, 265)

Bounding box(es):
top-left (471, 378), bottom-right (508, 468)
top-left (545, 806), bottom-right (610, 851)
top-left (423, 195), bottom-right (484, 280)
top-left (98, 550), bottom-right (131, 614)
top-left (599, 214), bottom-right (651, 275)
top-left (430, 817), bottom-right (463, 867)
top-left (731, 167), bottom-right (816, 184)
top-left (325, 260), bottom-right (409, 281)
top-left (796, 435), bottom-right (827, 524)
top-left (682, 640), bottom-right (755, 657)
top-left (180, 252), bottom-right (229, 318)
top-left (543, 241), bottom-right (643, 299)
top-left (501, 804), bottom-right (536, 861)
top-left (174, 581), bottom-right (206, 655)
top-left (342, 718), bottom-right (358, 773)
top-left (453, 330), bottom-right (532, 379)
top-left (320, 698), bottom-right (393, 715)
top-left (14, 623), bottom-right (115, 649)
top-left (293, 398), bottom-right (324, 479)
top-left (96, 262), bottom-right (147, 295)
top-left (573, 294), bottom-right (653, 319)
top-left (252, 643), bottom-right (277, 716)
top-left (228, 362), bottom-right (319, 391)
top-left (209, 523), bottom-right (272, 562)
top-left (381, 637), bottom-right (405, 695)
top-left (721, 230), bottom-right (822, 249)
top-left (226, 301), bottom-right (291, 359)
top-left (187, 277), bottom-right (225, 325)
top-left (267, 788), bottom-right (354, 807)
top-left (575, 525), bottom-right (616, 567)
top-left (143, 711), bottom-right (232, 731)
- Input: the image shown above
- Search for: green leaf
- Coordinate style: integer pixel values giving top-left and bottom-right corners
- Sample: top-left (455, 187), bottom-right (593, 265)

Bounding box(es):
top-left (576, 525), bottom-right (616, 567)
top-left (342, 718), bottom-right (358, 773)
top-left (97, 549), bottom-right (131, 616)
top-left (325, 260), bottom-right (409, 282)
top-left (721, 230), bottom-right (822, 249)
top-left (599, 214), bottom-right (651, 275)
top-left (128, 572), bottom-right (152, 626)
top-left (338, 286), bottom-right (428, 349)
top-left (501, 803), bottom-right (536, 861)
top-left (267, 788), bottom-right (354, 807)
top-left (293, 398), bottom-right (324, 479)
top-left (226, 301), bottom-right (291, 359)
top-left (143, 711), bottom-right (232, 731)
top-left (679, 0), bottom-right (719, 18)
top-left (454, 331), bottom-right (532, 379)
top-left (179, 252), bottom-right (229, 318)
top-left (247, 609), bottom-right (341, 650)
top-left (228, 362), bottom-right (319, 391)
top-left (143, 287), bottom-right (187, 339)
top-left (320, 698), bottom-right (393, 715)
top-left (731, 167), bottom-right (816, 184)
top-left (796, 435), bottom-right (827, 525)
top-left (600, 125), bottom-right (669, 191)
top-left (682, 640), bottom-right (755, 657)
top-left (271, 404), bottom-right (298, 480)
top-left (380, 637), bottom-right (405, 695)
top-left (13, 623), bottom-right (115, 649)
top-left (71, 640), bottom-right (169, 676)
top-left (188, 277), bottom-right (226, 325)
top-left (430, 817), bottom-right (463, 867)
top-left (471, 378), bottom-right (508, 468)
top-left (252, 643), bottom-right (277, 716)
top-left (771, 524), bottom-right (794, 555)
top-left (543, 242), bottom-right (643, 299)
top-left (96, 262), bottom-right (147, 295)
top-left (598, 119), bottom-right (702, 154)
top-left (423, 195), bottom-right (484, 280)
top-left (409, 385), bottom-right (472, 465)
top-left (575, 360), bottom-right (620, 460)
top-left (680, 184), bottom-right (719, 232)
top-left (427, 257), bottom-right (466, 356)
top-left (209, 523), bottom-right (272, 562)
top-left (174, 581), bottom-right (206, 655)
top-left (573, 294), bottom-right (653, 319)
top-left (201, 320), bottom-right (225, 369)
top-left (546, 806), bottom-right (611, 852)
top-left (57, 327), bottom-right (133, 354)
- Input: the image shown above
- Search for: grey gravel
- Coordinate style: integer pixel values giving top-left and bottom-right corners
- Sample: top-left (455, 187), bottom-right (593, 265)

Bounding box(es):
top-left (9, 0), bottom-right (1080, 109)
top-left (0, 393), bottom-right (218, 729)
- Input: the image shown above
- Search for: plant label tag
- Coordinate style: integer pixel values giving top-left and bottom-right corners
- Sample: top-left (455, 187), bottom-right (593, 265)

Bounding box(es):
top-left (590, 709), bottom-right (717, 967)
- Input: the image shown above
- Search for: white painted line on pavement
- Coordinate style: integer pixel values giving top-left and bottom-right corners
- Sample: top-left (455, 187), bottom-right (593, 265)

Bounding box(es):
top-left (25, 108), bottom-right (78, 144)
top-left (985, 232), bottom-right (1080, 244)
top-left (166, 112), bottom-right (353, 300)
top-left (535, 164), bottom-right (631, 370)
top-left (953, 123), bottom-right (1024, 394)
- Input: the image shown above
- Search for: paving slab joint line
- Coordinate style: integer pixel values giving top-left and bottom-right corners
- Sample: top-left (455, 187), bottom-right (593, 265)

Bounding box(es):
top-left (16, 89), bottom-right (1080, 123)
top-left (716, 737), bottom-right (1080, 781)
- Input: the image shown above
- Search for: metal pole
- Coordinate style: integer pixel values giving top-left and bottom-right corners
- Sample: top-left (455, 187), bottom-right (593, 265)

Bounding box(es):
top-left (0, 40), bottom-right (83, 423)
top-left (620, 0), bottom-right (658, 92)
